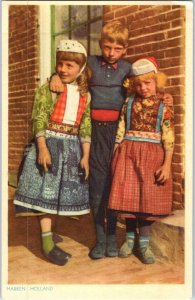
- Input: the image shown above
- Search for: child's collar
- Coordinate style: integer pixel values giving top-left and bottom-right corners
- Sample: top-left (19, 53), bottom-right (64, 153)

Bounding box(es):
top-left (136, 94), bottom-right (162, 101)
top-left (66, 80), bottom-right (78, 86)
top-left (100, 57), bottom-right (118, 69)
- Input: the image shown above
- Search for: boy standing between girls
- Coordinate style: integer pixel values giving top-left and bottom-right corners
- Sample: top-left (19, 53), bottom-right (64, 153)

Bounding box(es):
top-left (50, 20), bottom-right (173, 260)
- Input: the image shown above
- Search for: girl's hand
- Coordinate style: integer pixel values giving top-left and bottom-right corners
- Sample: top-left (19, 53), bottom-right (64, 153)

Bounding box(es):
top-left (113, 143), bottom-right (119, 154)
top-left (37, 137), bottom-right (52, 172)
top-left (155, 164), bottom-right (171, 184)
top-left (163, 93), bottom-right (173, 106)
top-left (80, 157), bottom-right (89, 180)
top-left (38, 147), bottom-right (52, 173)
top-left (50, 74), bottom-right (64, 93)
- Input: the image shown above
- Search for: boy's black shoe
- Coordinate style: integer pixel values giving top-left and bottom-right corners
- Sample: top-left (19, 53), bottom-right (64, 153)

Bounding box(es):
top-left (106, 235), bottom-right (118, 257)
top-left (89, 242), bottom-right (106, 259)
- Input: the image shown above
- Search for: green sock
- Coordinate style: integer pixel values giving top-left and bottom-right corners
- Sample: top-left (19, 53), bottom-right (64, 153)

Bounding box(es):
top-left (126, 232), bottom-right (135, 247)
top-left (139, 236), bottom-right (150, 249)
top-left (127, 232), bottom-right (135, 239)
top-left (42, 231), bottom-right (55, 254)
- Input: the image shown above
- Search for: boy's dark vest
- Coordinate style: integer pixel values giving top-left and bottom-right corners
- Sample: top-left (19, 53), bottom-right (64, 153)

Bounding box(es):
top-left (88, 55), bottom-right (130, 111)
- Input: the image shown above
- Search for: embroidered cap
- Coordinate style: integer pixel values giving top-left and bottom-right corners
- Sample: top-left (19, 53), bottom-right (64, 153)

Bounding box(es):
top-left (57, 40), bottom-right (87, 57)
top-left (130, 57), bottom-right (158, 76)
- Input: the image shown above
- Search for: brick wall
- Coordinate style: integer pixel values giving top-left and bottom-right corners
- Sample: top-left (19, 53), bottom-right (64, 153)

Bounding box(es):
top-left (103, 5), bottom-right (185, 209)
top-left (9, 5), bottom-right (40, 176)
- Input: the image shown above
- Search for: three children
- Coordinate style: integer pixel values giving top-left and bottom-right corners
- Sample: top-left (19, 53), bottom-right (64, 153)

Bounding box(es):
top-left (14, 20), bottom-right (175, 266)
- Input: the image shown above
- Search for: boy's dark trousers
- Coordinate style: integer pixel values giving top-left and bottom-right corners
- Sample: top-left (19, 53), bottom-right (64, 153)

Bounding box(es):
top-left (89, 120), bottom-right (118, 243)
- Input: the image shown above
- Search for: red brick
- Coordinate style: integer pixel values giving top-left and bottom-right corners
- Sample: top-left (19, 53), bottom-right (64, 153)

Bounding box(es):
top-left (173, 192), bottom-right (184, 204)
top-left (166, 9), bottom-right (185, 21)
top-left (174, 134), bottom-right (184, 144)
top-left (170, 77), bottom-right (185, 86)
top-left (103, 6), bottom-right (112, 14)
top-left (172, 18), bottom-right (185, 28)
top-left (174, 115), bottom-right (184, 124)
top-left (172, 163), bottom-right (183, 173)
top-left (167, 28), bottom-right (184, 38)
top-left (133, 23), bottom-right (170, 39)
top-left (126, 48), bottom-right (135, 56)
top-left (173, 182), bottom-right (183, 193)
top-left (174, 105), bottom-right (184, 114)
top-left (165, 47), bottom-right (184, 58)
top-left (9, 5), bottom-right (39, 173)
top-left (126, 15), bottom-right (135, 27)
top-left (172, 153), bottom-right (183, 164)
top-left (103, 12), bottom-right (114, 22)
top-left (165, 86), bottom-right (184, 97)
top-left (173, 173), bottom-right (184, 185)
top-left (174, 125), bottom-right (184, 135)
top-left (174, 144), bottom-right (184, 153)
top-left (115, 6), bottom-right (139, 18)
top-left (163, 67), bottom-right (185, 77)
top-left (172, 200), bottom-right (184, 210)
top-left (111, 5), bottom-right (129, 11)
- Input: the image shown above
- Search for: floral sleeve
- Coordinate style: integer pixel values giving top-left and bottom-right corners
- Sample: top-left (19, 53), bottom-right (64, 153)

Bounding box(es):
top-left (79, 93), bottom-right (92, 144)
top-left (32, 83), bottom-right (56, 138)
top-left (115, 100), bottom-right (128, 144)
top-left (161, 105), bottom-right (175, 150)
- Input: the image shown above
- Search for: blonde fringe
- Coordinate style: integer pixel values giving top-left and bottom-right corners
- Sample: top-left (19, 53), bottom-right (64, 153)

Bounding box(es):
top-left (101, 20), bottom-right (129, 47)
top-left (124, 72), bottom-right (167, 95)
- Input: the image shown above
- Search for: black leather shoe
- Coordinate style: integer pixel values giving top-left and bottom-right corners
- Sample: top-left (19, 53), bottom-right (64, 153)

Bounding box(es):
top-left (89, 242), bottom-right (106, 259)
top-left (106, 235), bottom-right (118, 257)
top-left (43, 246), bottom-right (71, 266)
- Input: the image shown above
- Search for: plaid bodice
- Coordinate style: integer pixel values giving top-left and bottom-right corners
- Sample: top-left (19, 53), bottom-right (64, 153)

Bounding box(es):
top-left (50, 84), bottom-right (87, 127)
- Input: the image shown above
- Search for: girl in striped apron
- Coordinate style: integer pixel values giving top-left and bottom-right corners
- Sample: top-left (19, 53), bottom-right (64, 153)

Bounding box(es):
top-left (108, 57), bottom-right (174, 264)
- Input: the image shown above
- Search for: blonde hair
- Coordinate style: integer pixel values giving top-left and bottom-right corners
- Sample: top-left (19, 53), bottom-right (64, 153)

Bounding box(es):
top-left (100, 20), bottom-right (129, 47)
top-left (124, 71), bottom-right (167, 95)
top-left (56, 51), bottom-right (91, 96)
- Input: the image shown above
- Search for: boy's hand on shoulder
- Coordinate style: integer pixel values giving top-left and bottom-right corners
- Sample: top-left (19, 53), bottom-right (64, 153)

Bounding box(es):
top-left (163, 93), bottom-right (173, 106)
top-left (50, 74), bottom-right (64, 93)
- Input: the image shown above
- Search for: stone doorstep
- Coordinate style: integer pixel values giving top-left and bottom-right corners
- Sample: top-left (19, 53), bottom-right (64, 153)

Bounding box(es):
top-left (150, 210), bottom-right (184, 265)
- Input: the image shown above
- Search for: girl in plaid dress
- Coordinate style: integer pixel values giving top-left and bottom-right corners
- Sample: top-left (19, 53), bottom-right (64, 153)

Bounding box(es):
top-left (14, 40), bottom-right (91, 266)
top-left (108, 57), bottom-right (174, 264)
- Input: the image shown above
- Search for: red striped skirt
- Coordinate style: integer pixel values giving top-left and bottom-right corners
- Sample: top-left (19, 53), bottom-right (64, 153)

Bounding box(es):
top-left (108, 140), bottom-right (172, 216)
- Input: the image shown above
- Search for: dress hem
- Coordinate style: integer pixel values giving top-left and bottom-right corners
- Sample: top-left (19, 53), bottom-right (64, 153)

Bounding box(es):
top-left (14, 199), bottom-right (90, 216)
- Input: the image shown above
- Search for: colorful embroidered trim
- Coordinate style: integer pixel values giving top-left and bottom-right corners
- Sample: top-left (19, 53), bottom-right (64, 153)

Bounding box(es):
top-left (124, 130), bottom-right (161, 143)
